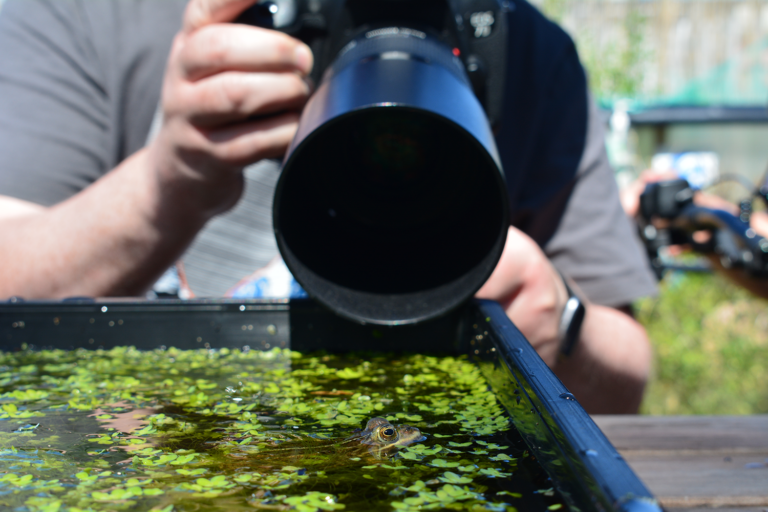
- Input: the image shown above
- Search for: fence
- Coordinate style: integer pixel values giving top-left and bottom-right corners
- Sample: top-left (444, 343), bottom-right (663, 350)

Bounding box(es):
top-left (531, 0), bottom-right (768, 107)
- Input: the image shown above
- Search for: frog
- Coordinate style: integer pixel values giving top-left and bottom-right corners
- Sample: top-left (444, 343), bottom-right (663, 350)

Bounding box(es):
top-left (240, 417), bottom-right (426, 465)
top-left (351, 416), bottom-right (427, 459)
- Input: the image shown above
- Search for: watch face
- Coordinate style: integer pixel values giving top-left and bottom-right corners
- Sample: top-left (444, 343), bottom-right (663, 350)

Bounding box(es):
top-left (558, 280), bottom-right (586, 357)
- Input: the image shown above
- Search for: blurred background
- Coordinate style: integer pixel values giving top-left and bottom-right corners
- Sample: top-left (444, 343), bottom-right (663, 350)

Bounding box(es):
top-left (534, 0), bottom-right (768, 415)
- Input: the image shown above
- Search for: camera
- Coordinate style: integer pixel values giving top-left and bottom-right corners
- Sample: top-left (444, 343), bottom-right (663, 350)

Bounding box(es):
top-left (638, 179), bottom-right (768, 279)
top-left (238, 0), bottom-right (512, 326)
top-left (239, 0), bottom-right (510, 127)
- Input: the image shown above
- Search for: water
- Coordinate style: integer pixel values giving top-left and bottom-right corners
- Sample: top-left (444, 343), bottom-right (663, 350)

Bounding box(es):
top-left (0, 347), bottom-right (568, 511)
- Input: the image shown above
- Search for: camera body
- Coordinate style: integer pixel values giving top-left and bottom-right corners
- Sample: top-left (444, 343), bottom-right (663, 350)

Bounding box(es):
top-left (239, 0), bottom-right (509, 128)
top-left (639, 179), bottom-right (768, 279)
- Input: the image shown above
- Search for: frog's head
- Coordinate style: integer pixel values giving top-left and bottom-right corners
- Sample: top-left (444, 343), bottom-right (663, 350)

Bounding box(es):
top-left (357, 417), bottom-right (427, 459)
top-left (393, 424), bottom-right (427, 447)
top-left (359, 417), bottom-right (400, 446)
top-left (359, 417), bottom-right (427, 446)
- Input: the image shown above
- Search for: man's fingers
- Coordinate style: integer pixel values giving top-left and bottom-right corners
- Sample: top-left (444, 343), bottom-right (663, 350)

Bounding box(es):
top-left (196, 112), bottom-right (301, 166)
top-left (181, 71), bottom-right (311, 126)
top-left (179, 24), bottom-right (313, 80)
top-left (475, 227), bottom-right (532, 303)
top-left (183, 0), bottom-right (257, 33)
top-left (159, 0), bottom-right (313, 186)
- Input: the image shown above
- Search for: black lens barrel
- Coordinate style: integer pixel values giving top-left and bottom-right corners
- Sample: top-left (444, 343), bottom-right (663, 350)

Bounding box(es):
top-left (274, 29), bottom-right (509, 325)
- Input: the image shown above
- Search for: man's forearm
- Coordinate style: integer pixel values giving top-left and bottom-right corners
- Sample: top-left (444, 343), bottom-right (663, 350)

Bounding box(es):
top-left (0, 0), bottom-right (313, 300)
top-left (0, 149), bottom-right (224, 299)
top-left (553, 304), bottom-right (652, 414)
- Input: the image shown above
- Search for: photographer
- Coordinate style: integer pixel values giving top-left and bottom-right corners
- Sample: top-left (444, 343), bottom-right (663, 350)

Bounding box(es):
top-left (623, 170), bottom-right (768, 299)
top-left (0, 0), bottom-right (656, 413)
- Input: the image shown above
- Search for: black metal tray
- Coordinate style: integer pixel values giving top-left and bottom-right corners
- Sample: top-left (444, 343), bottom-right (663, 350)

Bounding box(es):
top-left (0, 297), bottom-right (660, 512)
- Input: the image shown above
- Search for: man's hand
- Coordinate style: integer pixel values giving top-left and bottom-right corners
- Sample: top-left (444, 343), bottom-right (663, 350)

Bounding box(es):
top-left (477, 226), bottom-right (652, 414)
top-left (476, 226), bottom-right (569, 366)
top-left (0, 0), bottom-right (314, 299)
top-left (149, 0), bottom-right (313, 217)
top-left (621, 172), bottom-right (768, 299)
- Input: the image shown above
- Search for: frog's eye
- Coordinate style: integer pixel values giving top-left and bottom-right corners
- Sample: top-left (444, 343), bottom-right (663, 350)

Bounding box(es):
top-left (379, 427), bottom-right (397, 441)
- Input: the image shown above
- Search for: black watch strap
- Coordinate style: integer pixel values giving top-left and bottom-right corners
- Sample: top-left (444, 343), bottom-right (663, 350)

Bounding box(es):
top-left (558, 273), bottom-right (586, 358)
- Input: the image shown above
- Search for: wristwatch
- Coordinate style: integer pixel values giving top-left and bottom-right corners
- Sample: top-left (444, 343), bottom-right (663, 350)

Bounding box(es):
top-left (558, 273), bottom-right (586, 358)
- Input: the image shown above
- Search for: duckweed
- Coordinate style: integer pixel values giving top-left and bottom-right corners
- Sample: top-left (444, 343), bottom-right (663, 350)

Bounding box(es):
top-left (0, 347), bottom-right (566, 511)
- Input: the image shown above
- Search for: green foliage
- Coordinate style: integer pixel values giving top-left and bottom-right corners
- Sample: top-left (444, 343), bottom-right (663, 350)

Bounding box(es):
top-left (636, 272), bottom-right (768, 415)
top-left (539, 0), bottom-right (567, 23)
top-left (538, 0), bottom-right (651, 105)
top-left (580, 7), bottom-right (648, 102)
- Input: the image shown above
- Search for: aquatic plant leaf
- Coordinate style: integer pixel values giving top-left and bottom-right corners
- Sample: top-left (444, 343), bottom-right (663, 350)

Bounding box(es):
top-left (336, 368), bottom-right (365, 380)
top-left (404, 480), bottom-right (427, 492)
top-left (478, 468), bottom-right (511, 478)
top-left (429, 459), bottom-right (460, 468)
top-left (489, 454), bottom-right (516, 462)
top-left (176, 468), bottom-right (206, 476)
top-left (284, 491), bottom-right (345, 511)
top-left (170, 454), bottom-right (196, 465)
top-left (437, 471), bottom-right (473, 484)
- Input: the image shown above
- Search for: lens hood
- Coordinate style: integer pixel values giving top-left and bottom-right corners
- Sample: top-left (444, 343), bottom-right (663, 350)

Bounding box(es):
top-left (274, 29), bottom-right (509, 325)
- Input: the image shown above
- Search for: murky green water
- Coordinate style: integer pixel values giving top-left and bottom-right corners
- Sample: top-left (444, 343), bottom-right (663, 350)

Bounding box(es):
top-left (0, 347), bottom-right (566, 511)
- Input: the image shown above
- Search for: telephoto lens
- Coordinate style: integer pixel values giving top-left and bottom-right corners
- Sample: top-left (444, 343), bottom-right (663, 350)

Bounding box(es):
top-left (274, 27), bottom-right (509, 325)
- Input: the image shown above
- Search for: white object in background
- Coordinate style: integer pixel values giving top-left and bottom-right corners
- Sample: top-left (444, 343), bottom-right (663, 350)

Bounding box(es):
top-left (607, 100), bottom-right (637, 192)
top-left (606, 100), bottom-right (634, 170)
top-left (651, 152), bottom-right (719, 189)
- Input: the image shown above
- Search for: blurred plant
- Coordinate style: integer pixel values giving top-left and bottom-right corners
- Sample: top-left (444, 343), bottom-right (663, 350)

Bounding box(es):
top-left (540, 0), bottom-right (567, 22)
top-left (582, 7), bottom-right (648, 102)
top-left (538, 0), bottom-right (652, 105)
top-left (635, 272), bottom-right (768, 415)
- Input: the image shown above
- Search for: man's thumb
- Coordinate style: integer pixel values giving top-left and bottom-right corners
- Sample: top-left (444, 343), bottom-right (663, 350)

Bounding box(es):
top-left (183, 0), bottom-right (258, 33)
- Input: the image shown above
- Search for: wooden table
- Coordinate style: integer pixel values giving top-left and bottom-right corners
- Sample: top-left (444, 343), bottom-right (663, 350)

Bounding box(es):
top-left (593, 416), bottom-right (768, 512)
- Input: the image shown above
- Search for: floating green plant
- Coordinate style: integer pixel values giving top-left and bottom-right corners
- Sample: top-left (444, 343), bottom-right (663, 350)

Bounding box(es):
top-left (0, 347), bottom-right (566, 511)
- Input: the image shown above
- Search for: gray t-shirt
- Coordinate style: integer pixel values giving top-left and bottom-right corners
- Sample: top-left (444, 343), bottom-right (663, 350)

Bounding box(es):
top-left (0, 0), bottom-right (657, 305)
